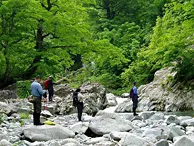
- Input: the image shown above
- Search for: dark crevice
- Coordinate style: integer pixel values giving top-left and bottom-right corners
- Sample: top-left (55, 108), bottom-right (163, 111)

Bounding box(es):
top-left (85, 128), bottom-right (101, 138)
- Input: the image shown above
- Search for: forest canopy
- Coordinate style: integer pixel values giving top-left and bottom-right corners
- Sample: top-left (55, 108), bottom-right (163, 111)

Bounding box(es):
top-left (0, 0), bottom-right (193, 93)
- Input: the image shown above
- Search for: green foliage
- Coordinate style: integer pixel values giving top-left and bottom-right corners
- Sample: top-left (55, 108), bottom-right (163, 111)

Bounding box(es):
top-left (175, 49), bottom-right (194, 82)
top-left (0, 0), bottom-right (193, 93)
top-left (19, 112), bottom-right (30, 119)
top-left (122, 0), bottom-right (194, 86)
top-left (17, 81), bottom-right (31, 98)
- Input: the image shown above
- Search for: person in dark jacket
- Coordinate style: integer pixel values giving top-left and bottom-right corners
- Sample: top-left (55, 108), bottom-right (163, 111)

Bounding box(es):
top-left (132, 82), bottom-right (139, 116)
top-left (73, 88), bottom-right (84, 121)
top-left (30, 75), bottom-right (46, 125)
top-left (48, 76), bottom-right (54, 102)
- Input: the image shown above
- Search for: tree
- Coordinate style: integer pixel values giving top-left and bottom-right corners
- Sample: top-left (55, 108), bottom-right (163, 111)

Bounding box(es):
top-left (0, 0), bottom-right (92, 87)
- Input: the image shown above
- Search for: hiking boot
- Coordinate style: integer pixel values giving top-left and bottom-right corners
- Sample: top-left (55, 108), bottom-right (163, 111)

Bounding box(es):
top-left (133, 113), bottom-right (138, 116)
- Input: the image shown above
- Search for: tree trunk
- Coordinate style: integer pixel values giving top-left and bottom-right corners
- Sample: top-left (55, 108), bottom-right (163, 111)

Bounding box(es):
top-left (22, 26), bottom-right (43, 79)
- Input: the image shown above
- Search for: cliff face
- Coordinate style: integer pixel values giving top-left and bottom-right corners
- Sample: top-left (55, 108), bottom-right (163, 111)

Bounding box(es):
top-left (138, 67), bottom-right (194, 112)
top-left (116, 68), bottom-right (194, 113)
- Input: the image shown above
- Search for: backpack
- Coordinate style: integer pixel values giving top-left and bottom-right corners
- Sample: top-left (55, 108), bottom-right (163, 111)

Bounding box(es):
top-left (44, 80), bottom-right (49, 89)
top-left (130, 88), bottom-right (134, 98)
top-left (72, 92), bottom-right (78, 106)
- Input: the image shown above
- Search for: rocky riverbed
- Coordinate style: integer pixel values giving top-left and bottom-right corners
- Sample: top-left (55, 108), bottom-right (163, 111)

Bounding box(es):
top-left (0, 97), bottom-right (194, 146)
top-left (0, 68), bottom-right (194, 146)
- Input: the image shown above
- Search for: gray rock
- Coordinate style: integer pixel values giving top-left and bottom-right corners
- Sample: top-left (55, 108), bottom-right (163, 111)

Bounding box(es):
top-left (55, 83), bottom-right (108, 116)
top-left (60, 138), bottom-right (81, 146)
top-left (0, 90), bottom-right (17, 101)
top-left (69, 122), bottom-right (89, 134)
top-left (156, 139), bottom-right (169, 146)
top-left (186, 126), bottom-right (194, 134)
top-left (0, 139), bottom-right (12, 146)
top-left (142, 128), bottom-right (163, 139)
top-left (135, 68), bottom-right (194, 112)
top-left (23, 125), bottom-right (75, 141)
top-left (121, 93), bottom-right (130, 98)
top-left (180, 118), bottom-right (194, 127)
top-left (168, 126), bottom-right (185, 140)
top-left (165, 116), bottom-right (180, 125)
top-left (84, 137), bottom-right (108, 145)
top-left (173, 136), bottom-right (194, 146)
top-left (110, 131), bottom-right (129, 141)
top-left (140, 111), bottom-right (155, 120)
top-left (149, 113), bottom-right (165, 121)
top-left (89, 113), bottom-right (133, 135)
top-left (115, 99), bottom-right (133, 113)
top-left (0, 128), bottom-right (8, 141)
top-left (178, 116), bottom-right (192, 123)
top-left (106, 93), bottom-right (118, 107)
top-left (119, 133), bottom-right (151, 146)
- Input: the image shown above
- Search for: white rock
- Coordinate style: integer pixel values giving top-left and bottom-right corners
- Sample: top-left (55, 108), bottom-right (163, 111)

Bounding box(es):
top-left (180, 118), bottom-right (194, 127)
top-left (60, 138), bottom-right (81, 146)
top-left (89, 113), bottom-right (133, 135)
top-left (41, 110), bottom-right (53, 117)
top-left (70, 122), bottom-right (89, 134)
top-left (168, 126), bottom-right (185, 140)
top-left (0, 128), bottom-right (8, 141)
top-left (142, 128), bottom-right (163, 138)
top-left (149, 112), bottom-right (165, 121)
top-left (140, 111), bottom-right (155, 120)
top-left (106, 93), bottom-right (118, 107)
top-left (0, 139), bottom-right (12, 146)
top-left (84, 137), bottom-right (108, 145)
top-left (121, 93), bottom-right (130, 98)
top-left (119, 133), bottom-right (151, 146)
top-left (110, 131), bottom-right (129, 140)
top-left (23, 125), bottom-right (75, 141)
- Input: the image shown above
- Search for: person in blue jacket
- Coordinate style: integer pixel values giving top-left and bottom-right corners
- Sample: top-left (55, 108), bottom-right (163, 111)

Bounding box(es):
top-left (31, 75), bottom-right (46, 125)
top-left (132, 82), bottom-right (139, 116)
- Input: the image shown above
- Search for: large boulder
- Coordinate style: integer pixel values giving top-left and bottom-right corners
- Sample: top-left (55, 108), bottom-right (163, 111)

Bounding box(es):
top-left (54, 84), bottom-right (72, 98)
top-left (55, 83), bottom-right (107, 116)
top-left (117, 68), bottom-right (194, 112)
top-left (89, 112), bottom-right (133, 135)
top-left (23, 125), bottom-right (75, 141)
top-left (80, 82), bottom-right (107, 115)
top-left (119, 133), bottom-right (151, 146)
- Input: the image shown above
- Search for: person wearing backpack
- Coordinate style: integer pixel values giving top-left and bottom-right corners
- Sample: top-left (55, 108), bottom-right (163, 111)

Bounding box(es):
top-left (72, 88), bottom-right (84, 121)
top-left (44, 76), bottom-right (54, 102)
top-left (30, 75), bottom-right (47, 125)
top-left (130, 82), bottom-right (139, 116)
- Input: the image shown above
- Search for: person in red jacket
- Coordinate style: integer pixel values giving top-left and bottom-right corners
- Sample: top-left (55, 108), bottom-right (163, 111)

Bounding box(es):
top-left (47, 76), bottom-right (54, 102)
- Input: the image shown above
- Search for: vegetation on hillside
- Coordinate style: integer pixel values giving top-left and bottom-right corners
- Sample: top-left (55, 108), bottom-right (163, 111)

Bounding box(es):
top-left (0, 0), bottom-right (193, 94)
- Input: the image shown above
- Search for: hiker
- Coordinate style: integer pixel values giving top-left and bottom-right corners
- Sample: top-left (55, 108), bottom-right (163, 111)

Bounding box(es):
top-left (44, 76), bottom-right (54, 102)
top-left (73, 88), bottom-right (84, 121)
top-left (31, 75), bottom-right (47, 125)
top-left (130, 82), bottom-right (139, 116)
